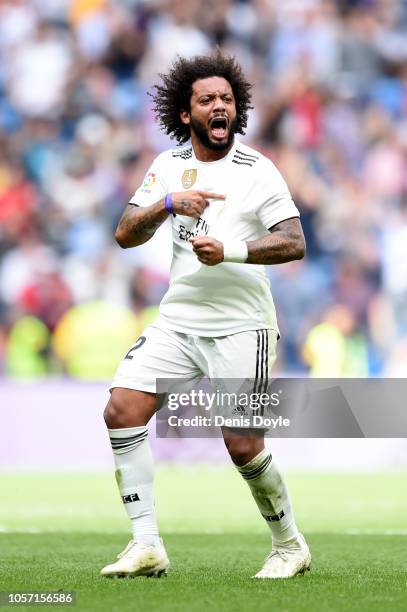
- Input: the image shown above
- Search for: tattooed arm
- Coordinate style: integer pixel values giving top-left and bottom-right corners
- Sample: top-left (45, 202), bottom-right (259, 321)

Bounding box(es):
top-left (246, 217), bottom-right (306, 264)
top-left (115, 201), bottom-right (168, 248)
top-left (190, 217), bottom-right (305, 266)
top-left (115, 190), bottom-right (226, 248)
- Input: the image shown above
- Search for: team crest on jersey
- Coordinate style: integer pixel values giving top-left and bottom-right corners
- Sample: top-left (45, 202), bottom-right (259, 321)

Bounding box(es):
top-left (181, 169), bottom-right (197, 189)
top-left (141, 171), bottom-right (157, 193)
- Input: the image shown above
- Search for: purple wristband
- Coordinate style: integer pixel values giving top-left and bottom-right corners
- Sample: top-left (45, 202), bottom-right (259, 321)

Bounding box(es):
top-left (164, 193), bottom-right (175, 216)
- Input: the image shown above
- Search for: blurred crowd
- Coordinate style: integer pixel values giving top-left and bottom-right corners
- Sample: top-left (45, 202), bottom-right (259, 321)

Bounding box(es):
top-left (1, 0), bottom-right (407, 380)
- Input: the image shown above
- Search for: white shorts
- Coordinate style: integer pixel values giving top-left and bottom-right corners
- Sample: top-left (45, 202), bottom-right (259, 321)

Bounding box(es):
top-left (110, 322), bottom-right (278, 394)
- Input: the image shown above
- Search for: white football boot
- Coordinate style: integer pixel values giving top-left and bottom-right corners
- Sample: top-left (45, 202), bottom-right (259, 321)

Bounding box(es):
top-left (100, 539), bottom-right (170, 578)
top-left (253, 533), bottom-right (311, 579)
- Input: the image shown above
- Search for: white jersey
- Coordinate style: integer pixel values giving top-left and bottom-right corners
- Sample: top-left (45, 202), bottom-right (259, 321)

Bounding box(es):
top-left (129, 139), bottom-right (300, 337)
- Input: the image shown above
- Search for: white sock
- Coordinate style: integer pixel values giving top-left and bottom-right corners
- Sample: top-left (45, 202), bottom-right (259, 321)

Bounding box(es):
top-left (237, 448), bottom-right (299, 545)
top-left (108, 426), bottom-right (161, 547)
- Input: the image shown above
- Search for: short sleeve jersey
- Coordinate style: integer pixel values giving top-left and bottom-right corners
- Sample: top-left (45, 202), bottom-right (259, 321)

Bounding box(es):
top-left (129, 139), bottom-right (300, 337)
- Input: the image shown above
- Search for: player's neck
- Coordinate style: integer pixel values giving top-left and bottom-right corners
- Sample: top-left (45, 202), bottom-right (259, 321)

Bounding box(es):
top-left (191, 134), bottom-right (235, 162)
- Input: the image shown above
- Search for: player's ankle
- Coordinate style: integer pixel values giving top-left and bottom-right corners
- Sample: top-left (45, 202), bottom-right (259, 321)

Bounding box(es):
top-left (274, 532), bottom-right (302, 549)
top-left (133, 534), bottom-right (162, 547)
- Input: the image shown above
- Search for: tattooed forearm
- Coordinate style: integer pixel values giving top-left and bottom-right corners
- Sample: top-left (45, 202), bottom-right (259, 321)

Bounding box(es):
top-left (123, 207), bottom-right (163, 236)
top-left (115, 201), bottom-right (169, 248)
top-left (246, 218), bottom-right (306, 264)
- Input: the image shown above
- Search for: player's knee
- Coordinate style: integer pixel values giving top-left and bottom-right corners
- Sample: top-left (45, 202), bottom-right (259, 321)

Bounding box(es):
top-left (224, 435), bottom-right (262, 466)
top-left (104, 394), bottom-right (132, 428)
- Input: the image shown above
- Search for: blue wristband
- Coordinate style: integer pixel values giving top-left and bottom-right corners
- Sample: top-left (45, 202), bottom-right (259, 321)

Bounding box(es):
top-left (164, 193), bottom-right (175, 217)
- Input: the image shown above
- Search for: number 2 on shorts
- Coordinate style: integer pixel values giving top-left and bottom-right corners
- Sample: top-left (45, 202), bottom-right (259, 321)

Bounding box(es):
top-left (124, 336), bottom-right (146, 360)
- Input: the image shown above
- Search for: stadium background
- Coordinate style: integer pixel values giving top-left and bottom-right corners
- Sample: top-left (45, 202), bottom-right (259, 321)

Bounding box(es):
top-left (0, 2), bottom-right (406, 610)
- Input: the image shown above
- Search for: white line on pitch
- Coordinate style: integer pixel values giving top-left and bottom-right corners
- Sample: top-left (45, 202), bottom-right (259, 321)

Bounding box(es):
top-left (1, 526), bottom-right (407, 536)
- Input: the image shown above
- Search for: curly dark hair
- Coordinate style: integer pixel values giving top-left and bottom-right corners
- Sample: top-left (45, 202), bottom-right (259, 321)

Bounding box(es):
top-left (150, 50), bottom-right (253, 144)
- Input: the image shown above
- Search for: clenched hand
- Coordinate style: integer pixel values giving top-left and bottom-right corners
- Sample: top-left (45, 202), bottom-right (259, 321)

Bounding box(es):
top-left (190, 236), bottom-right (224, 266)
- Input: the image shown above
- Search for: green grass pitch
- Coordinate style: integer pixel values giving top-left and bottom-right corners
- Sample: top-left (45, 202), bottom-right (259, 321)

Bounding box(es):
top-left (1, 469), bottom-right (406, 611)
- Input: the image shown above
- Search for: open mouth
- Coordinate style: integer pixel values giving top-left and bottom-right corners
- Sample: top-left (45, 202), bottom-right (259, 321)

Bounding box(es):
top-left (209, 116), bottom-right (228, 140)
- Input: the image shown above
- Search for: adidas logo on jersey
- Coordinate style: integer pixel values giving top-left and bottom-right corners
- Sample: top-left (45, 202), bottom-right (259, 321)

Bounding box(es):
top-left (232, 149), bottom-right (259, 167)
top-left (172, 147), bottom-right (193, 160)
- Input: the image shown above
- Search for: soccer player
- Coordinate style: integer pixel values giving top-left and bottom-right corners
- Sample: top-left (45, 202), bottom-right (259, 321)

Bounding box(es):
top-left (101, 51), bottom-right (310, 579)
